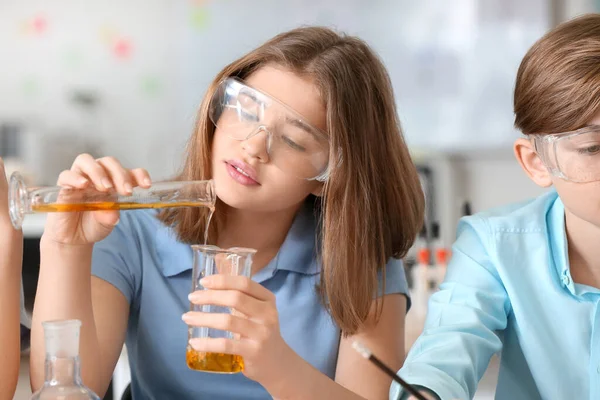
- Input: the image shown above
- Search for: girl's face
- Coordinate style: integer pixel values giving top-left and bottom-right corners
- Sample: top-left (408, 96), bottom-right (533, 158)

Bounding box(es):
top-left (211, 65), bottom-right (327, 213)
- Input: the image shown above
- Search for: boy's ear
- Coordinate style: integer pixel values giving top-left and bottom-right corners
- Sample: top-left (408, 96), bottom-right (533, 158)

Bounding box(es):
top-left (514, 137), bottom-right (553, 188)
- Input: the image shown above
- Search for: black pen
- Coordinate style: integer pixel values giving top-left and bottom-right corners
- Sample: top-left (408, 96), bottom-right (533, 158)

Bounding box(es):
top-left (352, 341), bottom-right (428, 400)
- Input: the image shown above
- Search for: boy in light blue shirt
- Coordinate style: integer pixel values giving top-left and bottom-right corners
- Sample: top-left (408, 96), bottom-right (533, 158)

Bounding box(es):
top-left (394, 14), bottom-right (600, 400)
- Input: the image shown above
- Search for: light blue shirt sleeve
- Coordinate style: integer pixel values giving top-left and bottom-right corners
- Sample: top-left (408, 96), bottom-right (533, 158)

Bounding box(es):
top-left (391, 216), bottom-right (511, 400)
top-left (91, 214), bottom-right (143, 304)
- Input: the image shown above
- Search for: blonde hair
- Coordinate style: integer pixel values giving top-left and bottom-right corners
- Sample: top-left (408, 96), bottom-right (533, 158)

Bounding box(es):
top-left (160, 26), bottom-right (424, 335)
top-left (515, 14), bottom-right (600, 134)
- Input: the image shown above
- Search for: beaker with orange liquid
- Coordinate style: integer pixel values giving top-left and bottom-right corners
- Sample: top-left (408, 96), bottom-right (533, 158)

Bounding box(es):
top-left (187, 245), bottom-right (256, 373)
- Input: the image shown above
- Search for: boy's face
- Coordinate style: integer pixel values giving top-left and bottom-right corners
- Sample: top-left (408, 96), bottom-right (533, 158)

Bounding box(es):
top-left (515, 112), bottom-right (600, 229)
top-left (553, 178), bottom-right (600, 228)
top-left (552, 113), bottom-right (600, 228)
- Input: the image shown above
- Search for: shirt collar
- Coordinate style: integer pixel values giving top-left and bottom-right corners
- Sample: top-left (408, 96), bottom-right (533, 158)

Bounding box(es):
top-left (270, 203), bottom-right (320, 275)
top-left (156, 203), bottom-right (320, 278)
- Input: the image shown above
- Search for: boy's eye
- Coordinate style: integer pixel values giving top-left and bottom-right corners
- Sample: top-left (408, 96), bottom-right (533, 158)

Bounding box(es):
top-left (577, 145), bottom-right (600, 155)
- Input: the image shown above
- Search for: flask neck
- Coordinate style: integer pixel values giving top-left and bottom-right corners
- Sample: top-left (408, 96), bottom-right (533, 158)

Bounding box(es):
top-left (45, 356), bottom-right (82, 386)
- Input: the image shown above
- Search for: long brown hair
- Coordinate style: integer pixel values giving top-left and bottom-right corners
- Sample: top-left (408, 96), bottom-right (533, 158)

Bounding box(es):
top-left (515, 14), bottom-right (600, 134)
top-left (160, 26), bottom-right (424, 335)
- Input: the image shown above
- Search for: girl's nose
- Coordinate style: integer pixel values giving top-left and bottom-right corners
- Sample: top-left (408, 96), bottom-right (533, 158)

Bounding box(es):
top-left (241, 126), bottom-right (270, 162)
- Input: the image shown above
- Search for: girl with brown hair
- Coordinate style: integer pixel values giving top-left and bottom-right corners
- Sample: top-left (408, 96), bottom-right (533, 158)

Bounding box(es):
top-left (30, 27), bottom-right (424, 399)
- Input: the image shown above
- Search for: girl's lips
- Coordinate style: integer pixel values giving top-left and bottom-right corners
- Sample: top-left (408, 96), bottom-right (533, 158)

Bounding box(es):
top-left (226, 159), bottom-right (259, 181)
top-left (225, 161), bottom-right (260, 186)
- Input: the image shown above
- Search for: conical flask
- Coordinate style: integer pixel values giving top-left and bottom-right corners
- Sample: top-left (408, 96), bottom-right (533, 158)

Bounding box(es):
top-left (30, 319), bottom-right (101, 400)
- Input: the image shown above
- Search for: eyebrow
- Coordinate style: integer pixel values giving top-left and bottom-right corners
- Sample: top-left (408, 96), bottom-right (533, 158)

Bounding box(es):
top-left (240, 90), bottom-right (324, 139)
top-left (285, 117), bottom-right (325, 140)
top-left (238, 91), bottom-right (264, 105)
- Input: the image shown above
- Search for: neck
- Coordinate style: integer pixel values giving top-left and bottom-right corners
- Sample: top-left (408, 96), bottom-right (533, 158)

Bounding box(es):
top-left (217, 202), bottom-right (304, 273)
top-left (45, 355), bottom-right (82, 386)
top-left (565, 209), bottom-right (600, 288)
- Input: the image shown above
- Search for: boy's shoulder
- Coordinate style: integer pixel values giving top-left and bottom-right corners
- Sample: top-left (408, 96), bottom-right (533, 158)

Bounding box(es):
top-left (463, 190), bottom-right (558, 235)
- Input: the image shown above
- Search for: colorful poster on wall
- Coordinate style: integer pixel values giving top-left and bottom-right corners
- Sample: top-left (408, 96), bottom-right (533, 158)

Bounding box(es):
top-left (20, 14), bottom-right (48, 36)
top-left (190, 7), bottom-right (210, 30)
top-left (99, 25), bottom-right (134, 59)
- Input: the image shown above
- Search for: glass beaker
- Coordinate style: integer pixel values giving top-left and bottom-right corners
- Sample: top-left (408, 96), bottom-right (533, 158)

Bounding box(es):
top-left (30, 319), bottom-right (101, 400)
top-left (9, 171), bottom-right (216, 229)
top-left (186, 245), bottom-right (257, 374)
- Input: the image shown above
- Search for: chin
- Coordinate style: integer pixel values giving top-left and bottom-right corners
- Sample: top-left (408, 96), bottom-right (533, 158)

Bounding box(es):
top-left (216, 186), bottom-right (301, 214)
top-left (215, 184), bottom-right (263, 210)
top-left (213, 170), bottom-right (310, 213)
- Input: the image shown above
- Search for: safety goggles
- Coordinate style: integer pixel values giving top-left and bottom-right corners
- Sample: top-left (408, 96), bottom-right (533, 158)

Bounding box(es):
top-left (209, 78), bottom-right (331, 181)
top-left (532, 124), bottom-right (600, 183)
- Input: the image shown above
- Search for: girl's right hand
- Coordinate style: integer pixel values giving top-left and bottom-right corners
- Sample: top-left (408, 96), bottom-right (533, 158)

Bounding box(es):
top-left (42, 154), bottom-right (151, 247)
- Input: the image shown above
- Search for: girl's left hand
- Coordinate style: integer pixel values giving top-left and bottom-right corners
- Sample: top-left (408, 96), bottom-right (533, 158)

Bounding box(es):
top-left (183, 275), bottom-right (297, 390)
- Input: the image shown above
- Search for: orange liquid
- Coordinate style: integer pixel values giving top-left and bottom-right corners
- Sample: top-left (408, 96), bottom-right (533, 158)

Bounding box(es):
top-left (31, 201), bottom-right (211, 213)
top-left (186, 348), bottom-right (244, 373)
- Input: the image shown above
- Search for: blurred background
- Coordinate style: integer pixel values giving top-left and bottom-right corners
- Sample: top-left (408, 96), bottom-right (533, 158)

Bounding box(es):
top-left (3, 0), bottom-right (595, 243)
top-left (2, 0), bottom-right (600, 399)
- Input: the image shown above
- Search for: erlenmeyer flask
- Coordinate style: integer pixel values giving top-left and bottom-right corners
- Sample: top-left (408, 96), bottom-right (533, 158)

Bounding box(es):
top-left (30, 319), bottom-right (101, 400)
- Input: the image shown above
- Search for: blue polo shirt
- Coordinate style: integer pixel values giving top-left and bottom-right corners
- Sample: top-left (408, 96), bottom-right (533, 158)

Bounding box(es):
top-left (92, 204), bottom-right (409, 400)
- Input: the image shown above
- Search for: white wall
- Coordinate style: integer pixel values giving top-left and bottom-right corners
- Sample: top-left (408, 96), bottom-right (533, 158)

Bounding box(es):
top-left (0, 0), bottom-right (183, 181)
top-left (415, 148), bottom-right (549, 247)
top-left (455, 150), bottom-right (548, 214)
top-left (564, 0), bottom-right (596, 18)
